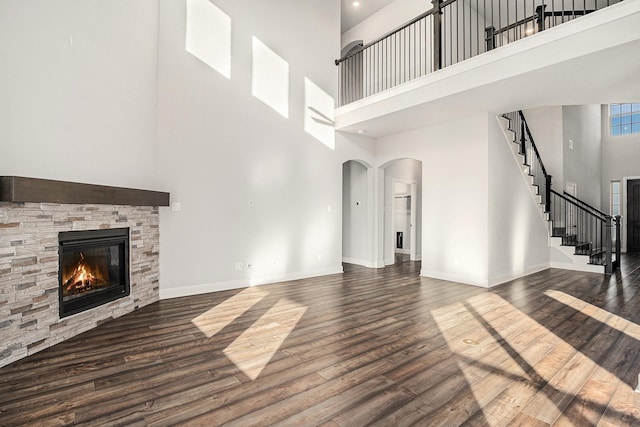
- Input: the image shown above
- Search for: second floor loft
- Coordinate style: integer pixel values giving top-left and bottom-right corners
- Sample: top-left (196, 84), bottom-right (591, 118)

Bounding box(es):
top-left (335, 0), bottom-right (640, 137)
top-left (337, 0), bottom-right (627, 107)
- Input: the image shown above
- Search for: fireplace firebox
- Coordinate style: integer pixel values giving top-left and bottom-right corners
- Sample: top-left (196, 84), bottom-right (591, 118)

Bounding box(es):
top-left (58, 228), bottom-right (130, 318)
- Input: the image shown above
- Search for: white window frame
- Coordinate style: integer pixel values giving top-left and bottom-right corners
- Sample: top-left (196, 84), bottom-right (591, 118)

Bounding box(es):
top-left (610, 180), bottom-right (621, 217)
top-left (609, 103), bottom-right (640, 137)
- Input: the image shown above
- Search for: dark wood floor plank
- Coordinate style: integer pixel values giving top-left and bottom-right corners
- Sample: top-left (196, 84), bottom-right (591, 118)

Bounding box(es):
top-left (2, 255), bottom-right (640, 426)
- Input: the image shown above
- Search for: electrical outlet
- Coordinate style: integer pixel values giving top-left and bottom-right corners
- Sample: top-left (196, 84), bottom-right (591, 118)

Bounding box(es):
top-left (235, 262), bottom-right (243, 271)
top-left (171, 202), bottom-right (182, 212)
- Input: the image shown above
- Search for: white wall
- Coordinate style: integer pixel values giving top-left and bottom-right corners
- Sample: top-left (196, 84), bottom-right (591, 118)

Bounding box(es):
top-left (562, 105), bottom-right (602, 208)
top-left (157, 0), bottom-right (352, 297)
top-left (0, 0), bottom-right (160, 189)
top-left (524, 105), bottom-right (603, 207)
top-left (600, 104), bottom-right (640, 252)
top-left (488, 116), bottom-right (550, 285)
top-left (601, 104), bottom-right (640, 210)
top-left (376, 114), bottom-right (490, 286)
top-left (522, 106), bottom-right (564, 191)
top-left (341, 0), bottom-right (427, 48)
top-left (342, 160), bottom-right (370, 265)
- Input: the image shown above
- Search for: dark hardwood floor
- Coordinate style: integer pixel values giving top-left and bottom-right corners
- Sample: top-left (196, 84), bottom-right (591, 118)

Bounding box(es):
top-left (2, 256), bottom-right (640, 426)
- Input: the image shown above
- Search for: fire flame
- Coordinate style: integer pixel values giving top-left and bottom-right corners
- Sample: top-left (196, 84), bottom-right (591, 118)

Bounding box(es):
top-left (64, 253), bottom-right (99, 294)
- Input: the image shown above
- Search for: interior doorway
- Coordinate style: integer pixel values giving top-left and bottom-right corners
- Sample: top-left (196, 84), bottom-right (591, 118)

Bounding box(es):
top-left (382, 159), bottom-right (422, 266)
top-left (341, 158), bottom-right (422, 268)
top-left (628, 179), bottom-right (640, 252)
top-left (392, 181), bottom-right (416, 263)
top-left (342, 160), bottom-right (372, 267)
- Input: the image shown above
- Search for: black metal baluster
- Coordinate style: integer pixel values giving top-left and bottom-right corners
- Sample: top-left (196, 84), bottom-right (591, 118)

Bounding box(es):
top-left (476, 0), bottom-right (479, 56)
top-left (506, 0), bottom-right (510, 45)
top-left (418, 19), bottom-right (422, 77)
top-left (351, 56), bottom-right (355, 104)
top-left (450, 3), bottom-right (453, 66)
top-left (368, 46), bottom-right (371, 97)
top-left (462, 0), bottom-right (466, 60)
top-left (412, 26), bottom-right (419, 79)
top-left (483, 0), bottom-right (487, 53)
top-left (374, 43), bottom-right (377, 95)
top-left (405, 27), bottom-right (409, 82)
top-left (405, 26), bottom-right (408, 82)
top-left (385, 36), bottom-right (387, 91)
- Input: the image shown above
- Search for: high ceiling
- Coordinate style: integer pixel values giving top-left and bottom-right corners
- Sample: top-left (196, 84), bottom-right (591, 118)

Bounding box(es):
top-left (341, 0), bottom-right (395, 33)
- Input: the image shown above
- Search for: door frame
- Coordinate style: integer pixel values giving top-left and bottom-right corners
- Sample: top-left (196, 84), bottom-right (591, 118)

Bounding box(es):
top-left (390, 179), bottom-right (417, 262)
top-left (341, 159), bottom-right (376, 268)
top-left (623, 176), bottom-right (640, 253)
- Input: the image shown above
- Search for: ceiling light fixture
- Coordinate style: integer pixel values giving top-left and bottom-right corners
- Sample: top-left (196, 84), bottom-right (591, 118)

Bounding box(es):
top-left (353, 2), bottom-right (360, 7)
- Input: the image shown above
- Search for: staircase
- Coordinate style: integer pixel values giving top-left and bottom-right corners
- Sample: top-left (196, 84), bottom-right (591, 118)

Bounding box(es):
top-left (500, 111), bottom-right (620, 274)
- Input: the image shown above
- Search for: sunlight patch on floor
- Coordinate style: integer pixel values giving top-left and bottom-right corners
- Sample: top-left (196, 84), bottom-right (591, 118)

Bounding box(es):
top-left (191, 287), bottom-right (268, 338)
top-left (429, 293), bottom-right (569, 424)
top-left (431, 295), bottom-right (522, 379)
top-left (224, 298), bottom-right (307, 380)
top-left (431, 293), bottom-right (555, 375)
top-left (545, 290), bottom-right (640, 341)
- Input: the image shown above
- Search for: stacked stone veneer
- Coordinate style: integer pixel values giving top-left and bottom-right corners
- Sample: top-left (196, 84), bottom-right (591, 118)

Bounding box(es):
top-left (0, 202), bottom-right (160, 368)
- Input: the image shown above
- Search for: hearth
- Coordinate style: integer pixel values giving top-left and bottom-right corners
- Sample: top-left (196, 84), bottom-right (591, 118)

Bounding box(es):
top-left (58, 228), bottom-right (130, 318)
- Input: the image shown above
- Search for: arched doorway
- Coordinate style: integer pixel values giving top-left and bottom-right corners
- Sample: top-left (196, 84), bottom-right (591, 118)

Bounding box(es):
top-left (341, 158), bottom-right (422, 268)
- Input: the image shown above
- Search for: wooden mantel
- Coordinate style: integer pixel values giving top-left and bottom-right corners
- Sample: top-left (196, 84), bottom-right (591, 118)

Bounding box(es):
top-left (0, 176), bottom-right (170, 207)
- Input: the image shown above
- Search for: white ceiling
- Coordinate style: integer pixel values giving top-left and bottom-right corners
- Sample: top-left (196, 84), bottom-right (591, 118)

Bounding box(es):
top-left (341, 0), bottom-right (395, 33)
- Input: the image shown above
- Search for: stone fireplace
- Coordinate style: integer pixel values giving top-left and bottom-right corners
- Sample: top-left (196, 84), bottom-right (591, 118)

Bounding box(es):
top-left (0, 177), bottom-right (169, 368)
top-left (58, 228), bottom-right (130, 318)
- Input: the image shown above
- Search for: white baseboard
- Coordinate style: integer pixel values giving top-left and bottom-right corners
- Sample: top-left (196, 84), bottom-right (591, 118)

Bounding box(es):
top-left (422, 263), bottom-right (552, 288)
top-left (342, 257), bottom-right (375, 268)
top-left (488, 263), bottom-right (550, 287)
top-left (159, 266), bottom-right (344, 299)
top-left (420, 269), bottom-right (489, 288)
top-left (549, 261), bottom-right (604, 274)
top-left (395, 249), bottom-right (410, 254)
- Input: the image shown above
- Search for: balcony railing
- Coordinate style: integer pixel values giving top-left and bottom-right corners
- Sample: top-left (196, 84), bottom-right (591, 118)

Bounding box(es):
top-left (336, 0), bottom-right (623, 107)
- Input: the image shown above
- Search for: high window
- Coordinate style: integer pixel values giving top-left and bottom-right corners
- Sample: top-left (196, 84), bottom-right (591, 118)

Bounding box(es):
top-left (610, 103), bottom-right (640, 136)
